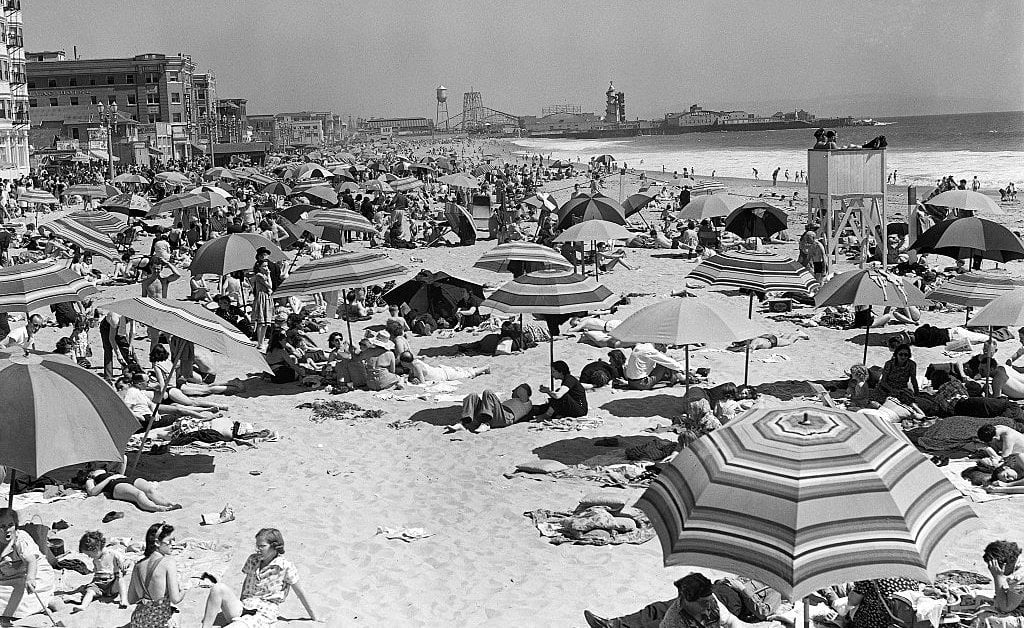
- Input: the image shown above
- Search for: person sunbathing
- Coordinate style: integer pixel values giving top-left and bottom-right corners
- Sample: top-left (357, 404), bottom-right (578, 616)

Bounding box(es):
top-left (978, 424), bottom-right (1024, 461)
top-left (118, 374), bottom-right (215, 423)
top-left (84, 459), bottom-right (181, 513)
top-left (567, 316), bottom-right (622, 333)
top-left (398, 352), bottom-right (490, 383)
top-left (727, 331), bottom-right (809, 352)
top-left (987, 454), bottom-right (1024, 493)
top-left (148, 345), bottom-right (229, 412)
top-left (595, 242), bottom-right (633, 271)
top-left (978, 357), bottom-right (1024, 399)
top-left (457, 383), bottom-right (533, 432)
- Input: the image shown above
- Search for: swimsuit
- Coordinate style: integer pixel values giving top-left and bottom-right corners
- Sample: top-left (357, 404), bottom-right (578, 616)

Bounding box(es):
top-left (92, 472), bottom-right (134, 498)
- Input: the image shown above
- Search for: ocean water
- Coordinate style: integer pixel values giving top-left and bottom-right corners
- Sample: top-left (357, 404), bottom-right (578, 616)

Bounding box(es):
top-left (511, 111), bottom-right (1024, 189)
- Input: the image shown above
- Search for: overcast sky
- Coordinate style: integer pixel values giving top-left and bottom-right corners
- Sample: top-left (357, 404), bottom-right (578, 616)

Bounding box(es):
top-left (24, 0), bottom-right (1024, 121)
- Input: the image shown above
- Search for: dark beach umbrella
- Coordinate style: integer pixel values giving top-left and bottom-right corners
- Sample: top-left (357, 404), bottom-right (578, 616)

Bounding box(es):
top-left (910, 217), bottom-right (1024, 263)
top-left (383, 270), bottom-right (486, 313)
top-left (621, 193), bottom-right (658, 217)
top-left (261, 181), bottom-right (292, 196)
top-left (556, 192), bottom-right (626, 229)
top-left (723, 201), bottom-right (788, 239)
top-left (101, 193), bottom-right (153, 218)
top-left (189, 233), bottom-right (287, 276)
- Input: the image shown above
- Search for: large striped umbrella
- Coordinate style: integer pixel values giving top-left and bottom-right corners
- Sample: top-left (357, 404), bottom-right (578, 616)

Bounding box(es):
top-left (68, 210), bottom-right (127, 235)
top-left (101, 193), bottom-right (152, 218)
top-left (154, 171), bottom-right (191, 186)
top-left (0, 352), bottom-right (141, 501)
top-left (261, 181), bottom-right (292, 196)
top-left (278, 217), bottom-right (346, 248)
top-left (244, 172), bottom-right (277, 186)
top-left (556, 192), bottom-right (626, 229)
top-left (637, 405), bottom-right (979, 601)
top-left (18, 189), bottom-right (58, 205)
top-left (46, 218), bottom-right (120, 260)
top-left (815, 268), bottom-right (928, 362)
top-left (275, 250), bottom-right (408, 299)
top-left (190, 185), bottom-right (233, 199)
top-left (0, 263), bottom-right (99, 313)
top-left (189, 233), bottom-right (286, 277)
top-left (910, 217), bottom-right (1024, 264)
top-left (481, 269), bottom-right (618, 386)
top-left (66, 183), bottom-right (117, 198)
top-left (474, 242), bottom-right (574, 276)
top-left (149, 192), bottom-right (206, 216)
top-left (112, 173), bottom-right (150, 184)
top-left (610, 298), bottom-right (766, 394)
top-left (927, 272), bottom-right (1024, 323)
top-left (306, 208), bottom-right (376, 234)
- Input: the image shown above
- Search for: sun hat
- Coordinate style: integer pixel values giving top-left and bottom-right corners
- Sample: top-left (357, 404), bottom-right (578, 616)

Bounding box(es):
top-left (368, 330), bottom-right (394, 350)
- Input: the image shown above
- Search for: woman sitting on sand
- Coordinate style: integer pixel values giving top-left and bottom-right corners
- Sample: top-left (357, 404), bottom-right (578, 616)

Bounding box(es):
top-left (0, 507), bottom-right (57, 620)
top-left (535, 361), bottom-right (588, 421)
top-left (84, 460), bottom-right (181, 513)
top-left (679, 383), bottom-right (757, 430)
top-left (149, 345), bottom-right (229, 412)
top-left (200, 528), bottom-right (316, 628)
top-left (398, 352), bottom-right (490, 384)
top-left (264, 330), bottom-right (304, 384)
top-left (127, 522), bottom-right (184, 627)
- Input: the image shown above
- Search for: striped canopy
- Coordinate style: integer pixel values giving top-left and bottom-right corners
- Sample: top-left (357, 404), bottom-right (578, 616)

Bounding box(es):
top-left (688, 250), bottom-right (818, 294)
top-left (552, 219), bottom-right (632, 243)
top-left (112, 173), bottom-right (150, 184)
top-left (46, 218), bottom-right (120, 260)
top-left (101, 193), bottom-right (152, 217)
top-left (690, 180), bottom-right (726, 195)
top-left (68, 210), bottom-right (127, 235)
top-left (245, 172), bottom-right (277, 186)
top-left (0, 263), bottom-right (99, 313)
top-left (638, 405), bottom-right (979, 600)
top-left (278, 217), bottom-right (346, 248)
top-left (391, 176), bottom-right (424, 192)
top-left (155, 171), bottom-right (191, 186)
top-left (556, 193), bottom-right (626, 229)
top-left (815, 268), bottom-right (929, 308)
top-left (18, 189), bottom-right (58, 205)
top-left (105, 297), bottom-right (266, 372)
top-left (474, 242), bottom-right (574, 275)
top-left (481, 269), bottom-right (617, 316)
top-left (306, 208), bottom-right (375, 233)
top-left (189, 233), bottom-right (286, 276)
top-left (66, 183), bottom-right (117, 198)
top-left (0, 352), bottom-right (142, 477)
top-left (149, 192), bottom-right (206, 216)
top-left (274, 250), bottom-right (409, 299)
top-left (926, 272), bottom-right (1024, 308)
top-left (262, 181), bottom-right (292, 196)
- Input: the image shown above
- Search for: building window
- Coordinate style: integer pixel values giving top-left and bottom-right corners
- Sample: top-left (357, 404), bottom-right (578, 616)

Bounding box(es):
top-left (146, 93), bottom-right (160, 105)
top-left (168, 71), bottom-right (179, 81)
top-left (145, 73), bottom-right (158, 84)
top-left (26, 81), bottom-right (33, 89)
top-left (91, 95), bottom-right (98, 105)
top-left (171, 92), bottom-right (180, 104)
top-left (49, 97), bottom-right (58, 106)
top-left (70, 97), bottom-right (78, 105)
top-left (71, 127), bottom-right (80, 140)
top-left (89, 77), bottom-right (96, 85)
top-left (27, 98), bottom-right (36, 107)
top-left (125, 74), bottom-right (134, 84)
top-left (147, 114), bottom-right (158, 123)
top-left (172, 112), bottom-right (181, 123)
top-left (107, 95), bottom-right (116, 105)
top-left (106, 75), bottom-right (114, 85)
top-left (69, 77), bottom-right (77, 86)
top-left (127, 93), bottom-right (137, 105)
top-left (46, 78), bottom-right (56, 87)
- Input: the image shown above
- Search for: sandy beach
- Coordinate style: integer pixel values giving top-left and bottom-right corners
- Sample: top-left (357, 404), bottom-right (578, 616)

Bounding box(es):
top-left (5, 143), bottom-right (1024, 628)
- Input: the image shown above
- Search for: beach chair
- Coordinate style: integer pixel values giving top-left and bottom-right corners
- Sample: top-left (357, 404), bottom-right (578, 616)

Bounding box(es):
top-left (807, 381), bottom-right (839, 409)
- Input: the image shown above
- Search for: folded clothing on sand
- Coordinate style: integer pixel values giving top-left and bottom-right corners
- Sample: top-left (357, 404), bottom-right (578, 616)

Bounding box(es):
top-left (525, 505), bottom-right (654, 546)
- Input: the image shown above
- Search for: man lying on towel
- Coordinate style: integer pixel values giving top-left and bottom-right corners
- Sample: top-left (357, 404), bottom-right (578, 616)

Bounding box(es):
top-left (454, 384), bottom-right (533, 433)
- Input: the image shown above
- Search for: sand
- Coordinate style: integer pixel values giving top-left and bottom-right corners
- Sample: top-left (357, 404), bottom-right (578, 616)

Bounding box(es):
top-left (7, 146), bottom-right (1024, 627)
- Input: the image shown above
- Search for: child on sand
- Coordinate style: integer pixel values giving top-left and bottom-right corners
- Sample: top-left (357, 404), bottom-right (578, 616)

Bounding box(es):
top-left (72, 530), bottom-right (129, 612)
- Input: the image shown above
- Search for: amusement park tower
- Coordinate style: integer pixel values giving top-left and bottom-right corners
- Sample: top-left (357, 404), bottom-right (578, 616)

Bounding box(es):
top-left (436, 85), bottom-right (449, 130)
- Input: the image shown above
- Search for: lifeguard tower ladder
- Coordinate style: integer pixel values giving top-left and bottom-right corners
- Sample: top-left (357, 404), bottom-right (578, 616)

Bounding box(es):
top-left (806, 148), bottom-right (888, 270)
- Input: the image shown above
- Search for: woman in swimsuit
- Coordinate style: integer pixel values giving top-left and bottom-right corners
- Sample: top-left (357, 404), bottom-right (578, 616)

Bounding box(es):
top-left (148, 345), bottom-right (228, 412)
top-left (85, 462), bottom-right (181, 513)
top-left (127, 522), bottom-right (184, 627)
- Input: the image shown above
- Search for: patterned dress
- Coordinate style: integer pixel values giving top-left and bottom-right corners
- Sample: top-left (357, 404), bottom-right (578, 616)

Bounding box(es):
top-left (874, 358), bottom-right (918, 405)
top-left (851, 578), bottom-right (922, 628)
top-left (235, 554), bottom-right (299, 628)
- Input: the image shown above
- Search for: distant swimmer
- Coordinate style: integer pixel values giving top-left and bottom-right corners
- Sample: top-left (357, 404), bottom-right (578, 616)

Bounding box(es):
top-left (752, 168), bottom-right (759, 180)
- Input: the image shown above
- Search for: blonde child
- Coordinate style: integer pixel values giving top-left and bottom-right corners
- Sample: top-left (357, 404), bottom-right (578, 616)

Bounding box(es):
top-left (73, 530), bottom-right (129, 611)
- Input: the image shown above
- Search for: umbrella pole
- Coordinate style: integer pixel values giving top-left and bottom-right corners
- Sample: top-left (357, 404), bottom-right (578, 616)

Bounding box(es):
top-left (966, 307), bottom-right (971, 326)
top-left (130, 344), bottom-right (184, 474)
top-left (684, 345), bottom-right (690, 396)
top-left (549, 335), bottom-right (554, 390)
top-left (6, 469), bottom-right (14, 508)
top-left (593, 240), bottom-right (599, 278)
top-left (345, 290), bottom-right (355, 352)
top-left (742, 293), bottom-right (754, 386)
top-left (985, 326), bottom-right (993, 397)
top-left (863, 320), bottom-right (871, 364)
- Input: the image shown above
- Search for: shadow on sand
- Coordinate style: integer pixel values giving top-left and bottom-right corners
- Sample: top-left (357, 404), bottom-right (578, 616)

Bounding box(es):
top-left (600, 393), bottom-right (681, 419)
top-left (531, 434), bottom-right (673, 466)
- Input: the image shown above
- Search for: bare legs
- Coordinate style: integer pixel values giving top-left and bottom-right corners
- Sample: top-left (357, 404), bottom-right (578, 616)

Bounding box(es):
top-left (201, 582), bottom-right (244, 628)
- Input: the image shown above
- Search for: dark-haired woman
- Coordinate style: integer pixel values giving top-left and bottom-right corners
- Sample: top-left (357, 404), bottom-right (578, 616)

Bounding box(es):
top-left (127, 522), bottom-right (184, 627)
top-left (536, 360), bottom-right (588, 420)
top-left (0, 507), bottom-right (56, 618)
top-left (201, 528), bottom-right (316, 628)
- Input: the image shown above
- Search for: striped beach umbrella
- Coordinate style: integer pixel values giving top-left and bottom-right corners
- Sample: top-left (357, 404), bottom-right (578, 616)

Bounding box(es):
top-left (68, 210), bottom-right (127, 235)
top-left (149, 192), bottom-right (206, 217)
top-left (910, 217), bottom-right (1024, 264)
top-left (927, 272), bottom-right (1024, 323)
top-left (189, 233), bottom-right (286, 277)
top-left (0, 352), bottom-right (141, 489)
top-left (391, 176), bottom-right (424, 192)
top-left (274, 250), bottom-right (408, 299)
top-left (556, 192), bottom-right (626, 229)
top-left (637, 405), bottom-right (979, 601)
top-left (481, 269), bottom-right (618, 386)
top-left (245, 172), bottom-right (277, 186)
top-left (306, 208), bottom-right (375, 234)
top-left (689, 250), bottom-right (817, 295)
top-left (101, 193), bottom-right (152, 218)
top-left (18, 189), bottom-right (58, 205)
top-left (154, 171), bottom-right (191, 186)
top-left (190, 184), bottom-right (233, 198)
top-left (292, 179), bottom-right (329, 192)
top-left (474, 242), bottom-right (574, 276)
top-left (66, 183), bottom-right (117, 198)
top-left (112, 173), bottom-right (150, 185)
top-left (46, 218), bottom-right (120, 260)
top-left (278, 217), bottom-right (346, 248)
top-left (552, 219), bottom-right (632, 243)
top-left (293, 165), bottom-right (331, 180)
top-left (0, 262), bottom-right (99, 313)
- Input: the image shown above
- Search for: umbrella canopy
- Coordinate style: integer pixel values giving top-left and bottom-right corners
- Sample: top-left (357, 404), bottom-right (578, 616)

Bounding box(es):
top-left (677, 195), bottom-right (743, 222)
top-left (46, 218), bottom-right (120, 260)
top-left (556, 193), bottom-right (626, 228)
top-left (363, 180), bottom-right (394, 193)
top-left (438, 173), bottom-right (481, 189)
top-left (66, 183), bottom-right (117, 198)
top-left (189, 233), bottom-right (286, 276)
top-left (196, 191), bottom-right (229, 209)
top-left (105, 297), bottom-right (266, 371)
top-left (335, 181), bottom-right (361, 194)
top-left (292, 185), bottom-right (339, 207)
top-left (594, 154), bottom-right (616, 164)
top-left (0, 262), bottom-right (99, 313)
top-left (149, 192), bottom-right (206, 217)
top-left (688, 250), bottom-right (817, 294)
top-left (392, 176), bottom-right (424, 193)
top-left (112, 173), bottom-right (150, 184)
top-left (261, 181), bottom-right (292, 196)
top-left (278, 217), bottom-right (346, 248)
top-left (927, 272), bottom-right (1024, 308)
top-left (67, 210), bottom-right (127, 235)
top-left (191, 185), bottom-right (233, 199)
top-left (610, 298), bottom-right (765, 347)
top-left (481, 269), bottom-right (617, 316)
top-left (101, 193), bottom-right (152, 217)
top-left (306, 208), bottom-right (376, 234)
top-left (0, 352), bottom-right (141, 478)
top-left (552, 219), bottom-right (632, 243)
top-left (384, 270), bottom-right (486, 312)
top-left (294, 165), bottom-right (331, 180)
top-left (637, 405), bottom-right (979, 601)
top-left (278, 203), bottom-right (318, 224)
top-left (474, 242), bottom-right (574, 275)
top-left (18, 189), bottom-right (58, 205)
top-left (815, 268), bottom-right (928, 309)
top-left (910, 217), bottom-right (1024, 263)
top-left (927, 190), bottom-right (1003, 215)
top-left (155, 171), bottom-right (191, 186)
top-left (204, 167), bottom-right (238, 181)
top-left (523, 192), bottom-right (557, 212)
top-left (968, 290), bottom-right (1024, 328)
top-left (275, 250), bottom-right (409, 299)
top-left (621, 193), bottom-right (658, 217)
top-left (724, 201), bottom-right (788, 239)
top-left (244, 172), bottom-right (277, 186)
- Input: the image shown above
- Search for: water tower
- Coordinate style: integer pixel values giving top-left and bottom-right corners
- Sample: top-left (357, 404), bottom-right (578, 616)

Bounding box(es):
top-left (436, 85), bottom-right (449, 130)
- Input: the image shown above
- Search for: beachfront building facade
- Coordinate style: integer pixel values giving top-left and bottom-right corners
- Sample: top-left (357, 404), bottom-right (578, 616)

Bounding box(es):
top-left (248, 114), bottom-right (275, 145)
top-left (0, 1), bottom-right (29, 174)
top-left (216, 98), bottom-right (249, 143)
top-left (357, 116), bottom-right (433, 136)
top-left (26, 51), bottom-right (199, 160)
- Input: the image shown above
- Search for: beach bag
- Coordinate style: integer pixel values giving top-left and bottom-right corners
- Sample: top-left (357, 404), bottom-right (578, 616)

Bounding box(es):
top-left (20, 516), bottom-right (58, 568)
top-left (713, 577), bottom-right (782, 622)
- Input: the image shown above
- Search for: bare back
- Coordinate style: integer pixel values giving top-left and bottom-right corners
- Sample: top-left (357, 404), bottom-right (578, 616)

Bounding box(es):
top-left (129, 555), bottom-right (173, 603)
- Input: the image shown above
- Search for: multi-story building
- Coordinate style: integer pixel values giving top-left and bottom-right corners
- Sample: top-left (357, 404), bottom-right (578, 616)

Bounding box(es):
top-left (357, 116), bottom-right (433, 135)
top-left (248, 114), bottom-right (275, 144)
top-left (26, 51), bottom-right (198, 159)
top-left (1, 0), bottom-right (30, 174)
top-left (215, 98), bottom-right (248, 143)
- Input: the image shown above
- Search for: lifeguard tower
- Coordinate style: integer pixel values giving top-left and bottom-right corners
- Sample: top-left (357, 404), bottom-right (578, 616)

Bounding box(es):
top-left (806, 148), bottom-right (888, 269)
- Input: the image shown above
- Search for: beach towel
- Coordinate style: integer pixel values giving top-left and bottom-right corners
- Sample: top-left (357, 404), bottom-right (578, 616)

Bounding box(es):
top-left (940, 460), bottom-right (1010, 503)
top-left (524, 505), bottom-right (655, 546)
top-left (526, 415), bottom-right (604, 431)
